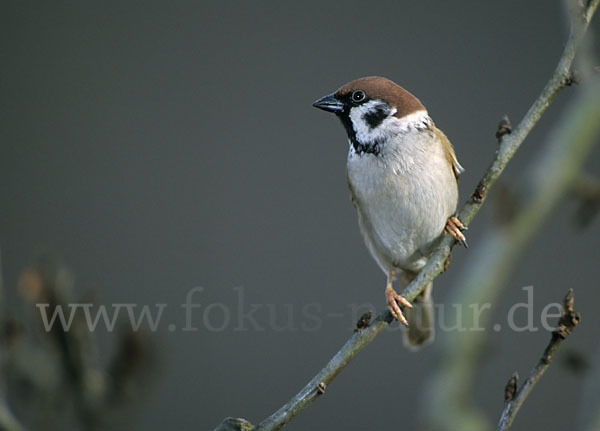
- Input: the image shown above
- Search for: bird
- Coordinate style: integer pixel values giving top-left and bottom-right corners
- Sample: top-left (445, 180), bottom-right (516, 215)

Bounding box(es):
top-left (313, 76), bottom-right (466, 349)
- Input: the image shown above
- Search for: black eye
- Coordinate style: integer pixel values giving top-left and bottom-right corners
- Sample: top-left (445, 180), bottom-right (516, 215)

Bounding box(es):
top-left (351, 90), bottom-right (366, 103)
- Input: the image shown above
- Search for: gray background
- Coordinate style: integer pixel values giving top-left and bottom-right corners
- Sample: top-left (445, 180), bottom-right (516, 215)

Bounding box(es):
top-left (2, 1), bottom-right (600, 430)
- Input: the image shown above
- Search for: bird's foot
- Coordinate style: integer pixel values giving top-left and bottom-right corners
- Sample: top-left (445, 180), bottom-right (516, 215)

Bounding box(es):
top-left (385, 284), bottom-right (412, 326)
top-left (445, 216), bottom-right (468, 248)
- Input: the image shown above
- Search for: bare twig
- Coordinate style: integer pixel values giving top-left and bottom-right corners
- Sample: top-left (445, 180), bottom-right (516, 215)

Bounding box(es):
top-left (5, 259), bottom-right (156, 430)
top-left (421, 65), bottom-right (600, 431)
top-left (497, 290), bottom-right (581, 430)
top-left (252, 311), bottom-right (395, 430)
top-left (31, 260), bottom-right (101, 428)
top-left (399, 0), bottom-right (599, 305)
top-left (217, 2), bottom-right (600, 430)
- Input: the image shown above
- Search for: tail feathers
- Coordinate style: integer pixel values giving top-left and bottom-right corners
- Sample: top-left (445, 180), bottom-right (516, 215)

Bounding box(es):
top-left (403, 282), bottom-right (435, 351)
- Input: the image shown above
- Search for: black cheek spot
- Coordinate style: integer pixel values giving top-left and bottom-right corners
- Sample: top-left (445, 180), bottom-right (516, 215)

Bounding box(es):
top-left (363, 106), bottom-right (389, 129)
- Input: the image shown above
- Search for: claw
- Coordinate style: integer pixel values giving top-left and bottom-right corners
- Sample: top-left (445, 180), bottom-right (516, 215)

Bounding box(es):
top-left (445, 216), bottom-right (468, 248)
top-left (385, 283), bottom-right (411, 326)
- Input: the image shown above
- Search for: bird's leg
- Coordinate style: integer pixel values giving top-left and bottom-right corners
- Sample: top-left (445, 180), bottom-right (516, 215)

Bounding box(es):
top-left (445, 216), bottom-right (468, 248)
top-left (385, 270), bottom-right (412, 326)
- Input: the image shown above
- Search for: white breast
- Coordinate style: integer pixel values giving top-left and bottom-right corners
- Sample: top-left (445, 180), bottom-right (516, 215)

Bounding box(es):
top-left (347, 117), bottom-right (458, 274)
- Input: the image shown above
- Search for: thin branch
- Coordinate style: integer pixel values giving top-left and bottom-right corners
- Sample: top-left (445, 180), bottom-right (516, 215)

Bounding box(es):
top-left (497, 290), bottom-right (581, 430)
top-left (252, 311), bottom-right (395, 430)
top-left (5, 259), bottom-right (156, 430)
top-left (32, 260), bottom-right (101, 428)
top-left (421, 64), bottom-right (600, 431)
top-left (217, 2), bottom-right (600, 430)
top-left (398, 0), bottom-right (599, 305)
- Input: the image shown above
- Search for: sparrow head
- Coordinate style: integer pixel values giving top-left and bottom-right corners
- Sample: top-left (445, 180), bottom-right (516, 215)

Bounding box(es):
top-left (313, 76), bottom-right (430, 156)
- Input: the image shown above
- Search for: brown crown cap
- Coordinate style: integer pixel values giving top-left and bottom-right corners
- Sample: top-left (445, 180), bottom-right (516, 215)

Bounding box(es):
top-left (335, 76), bottom-right (426, 119)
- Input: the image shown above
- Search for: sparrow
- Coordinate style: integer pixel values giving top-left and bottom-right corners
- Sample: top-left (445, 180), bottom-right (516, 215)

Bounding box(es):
top-left (313, 76), bottom-right (466, 349)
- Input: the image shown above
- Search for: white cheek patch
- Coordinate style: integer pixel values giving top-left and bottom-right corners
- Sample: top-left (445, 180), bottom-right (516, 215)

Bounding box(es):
top-left (349, 101), bottom-right (431, 147)
top-left (349, 100), bottom-right (395, 144)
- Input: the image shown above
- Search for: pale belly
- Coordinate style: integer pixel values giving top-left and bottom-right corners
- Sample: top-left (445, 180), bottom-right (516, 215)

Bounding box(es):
top-left (347, 152), bottom-right (457, 274)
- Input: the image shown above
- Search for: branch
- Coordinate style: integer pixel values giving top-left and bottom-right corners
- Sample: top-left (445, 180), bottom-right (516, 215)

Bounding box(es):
top-left (29, 259), bottom-right (101, 428)
top-left (497, 290), bottom-right (581, 430)
top-left (6, 258), bottom-right (156, 430)
top-left (217, 2), bottom-right (600, 429)
top-left (421, 61), bottom-right (600, 431)
top-left (251, 312), bottom-right (394, 430)
top-left (398, 0), bottom-right (599, 304)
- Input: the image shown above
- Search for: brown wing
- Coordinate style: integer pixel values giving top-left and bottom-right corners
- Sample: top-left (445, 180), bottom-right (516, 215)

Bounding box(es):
top-left (434, 126), bottom-right (464, 182)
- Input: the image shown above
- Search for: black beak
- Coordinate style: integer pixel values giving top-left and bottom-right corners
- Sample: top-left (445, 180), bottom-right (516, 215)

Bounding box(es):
top-left (312, 93), bottom-right (344, 113)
